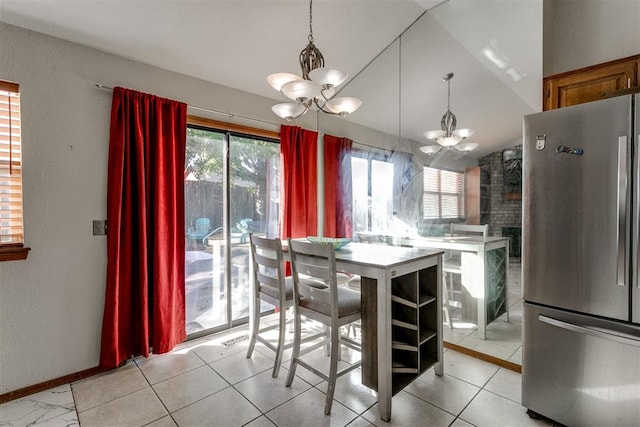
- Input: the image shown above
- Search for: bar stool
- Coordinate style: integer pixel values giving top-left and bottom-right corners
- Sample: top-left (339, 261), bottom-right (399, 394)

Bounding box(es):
top-left (285, 239), bottom-right (362, 415)
top-left (246, 234), bottom-right (325, 377)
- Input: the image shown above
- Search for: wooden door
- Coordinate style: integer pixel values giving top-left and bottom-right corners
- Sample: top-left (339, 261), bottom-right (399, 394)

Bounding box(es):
top-left (465, 166), bottom-right (480, 225)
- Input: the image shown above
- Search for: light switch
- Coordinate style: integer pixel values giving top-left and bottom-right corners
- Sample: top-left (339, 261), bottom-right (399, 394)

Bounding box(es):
top-left (93, 220), bottom-right (107, 235)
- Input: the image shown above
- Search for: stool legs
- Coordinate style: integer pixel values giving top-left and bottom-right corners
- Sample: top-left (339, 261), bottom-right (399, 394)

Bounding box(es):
top-left (272, 307), bottom-right (287, 378)
top-left (246, 294), bottom-right (260, 359)
top-left (284, 310), bottom-right (302, 387)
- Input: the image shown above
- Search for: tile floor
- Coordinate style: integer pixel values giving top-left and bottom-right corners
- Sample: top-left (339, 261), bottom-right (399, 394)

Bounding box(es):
top-left (1, 308), bottom-right (556, 427)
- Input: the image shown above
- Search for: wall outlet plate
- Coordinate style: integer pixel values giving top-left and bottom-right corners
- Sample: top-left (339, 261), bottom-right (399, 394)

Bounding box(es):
top-left (93, 220), bottom-right (107, 235)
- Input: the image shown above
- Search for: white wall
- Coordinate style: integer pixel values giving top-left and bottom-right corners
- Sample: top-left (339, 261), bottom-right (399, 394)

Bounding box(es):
top-left (545, 0), bottom-right (640, 76)
top-left (0, 22), bottom-right (319, 394)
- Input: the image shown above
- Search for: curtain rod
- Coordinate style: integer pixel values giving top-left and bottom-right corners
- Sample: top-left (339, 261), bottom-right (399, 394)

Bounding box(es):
top-left (95, 83), bottom-right (393, 152)
top-left (95, 83), bottom-right (280, 127)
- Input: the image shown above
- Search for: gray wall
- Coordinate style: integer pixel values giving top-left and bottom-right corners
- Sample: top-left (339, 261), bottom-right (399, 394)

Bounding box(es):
top-left (0, 22), bottom-right (314, 394)
top-left (1, 0), bottom-right (639, 395)
top-left (544, 0), bottom-right (640, 76)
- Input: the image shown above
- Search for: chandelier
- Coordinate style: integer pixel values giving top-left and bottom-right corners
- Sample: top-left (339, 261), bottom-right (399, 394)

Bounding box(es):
top-left (267, 0), bottom-right (362, 121)
top-left (420, 73), bottom-right (475, 155)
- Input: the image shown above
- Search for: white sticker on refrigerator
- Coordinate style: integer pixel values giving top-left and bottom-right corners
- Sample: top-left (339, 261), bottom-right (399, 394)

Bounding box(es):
top-left (536, 135), bottom-right (546, 150)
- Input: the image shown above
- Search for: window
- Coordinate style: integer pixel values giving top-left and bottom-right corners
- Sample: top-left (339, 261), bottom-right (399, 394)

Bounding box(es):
top-left (423, 167), bottom-right (464, 219)
top-left (0, 80), bottom-right (28, 261)
top-left (351, 151), bottom-right (394, 233)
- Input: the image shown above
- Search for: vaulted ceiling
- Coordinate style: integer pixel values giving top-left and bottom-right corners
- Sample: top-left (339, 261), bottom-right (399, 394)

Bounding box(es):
top-left (0, 0), bottom-right (542, 159)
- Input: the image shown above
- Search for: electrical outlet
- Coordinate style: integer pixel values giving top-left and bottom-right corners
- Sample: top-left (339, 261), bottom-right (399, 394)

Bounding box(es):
top-left (93, 220), bottom-right (107, 235)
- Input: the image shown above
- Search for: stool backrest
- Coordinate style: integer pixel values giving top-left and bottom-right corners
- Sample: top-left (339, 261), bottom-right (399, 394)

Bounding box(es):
top-left (288, 239), bottom-right (338, 318)
top-left (450, 223), bottom-right (488, 237)
top-left (249, 234), bottom-right (286, 304)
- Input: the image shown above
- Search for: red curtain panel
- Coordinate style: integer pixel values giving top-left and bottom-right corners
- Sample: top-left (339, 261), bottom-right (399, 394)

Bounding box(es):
top-left (100, 87), bottom-right (187, 369)
top-left (323, 134), bottom-right (353, 238)
top-left (279, 125), bottom-right (318, 239)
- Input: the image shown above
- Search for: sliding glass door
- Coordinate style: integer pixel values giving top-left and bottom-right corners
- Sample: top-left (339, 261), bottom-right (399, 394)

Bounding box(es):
top-left (184, 126), bottom-right (280, 336)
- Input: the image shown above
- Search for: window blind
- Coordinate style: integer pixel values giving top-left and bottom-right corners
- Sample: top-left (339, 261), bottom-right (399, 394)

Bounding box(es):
top-left (423, 167), bottom-right (464, 219)
top-left (0, 81), bottom-right (24, 245)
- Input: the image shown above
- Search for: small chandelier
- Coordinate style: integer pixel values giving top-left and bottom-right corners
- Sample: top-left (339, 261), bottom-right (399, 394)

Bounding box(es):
top-left (267, 0), bottom-right (362, 121)
top-left (420, 73), bottom-right (475, 155)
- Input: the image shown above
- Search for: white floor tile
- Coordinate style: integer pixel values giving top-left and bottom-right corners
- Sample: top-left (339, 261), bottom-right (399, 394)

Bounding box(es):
top-left (345, 417), bottom-right (376, 427)
top-left (0, 385), bottom-right (77, 427)
top-left (145, 416), bottom-right (178, 427)
top-left (459, 389), bottom-right (553, 427)
top-left (362, 391), bottom-right (455, 427)
top-left (208, 348), bottom-right (273, 384)
top-left (442, 349), bottom-right (500, 388)
top-left (171, 387), bottom-right (261, 427)
top-left (317, 368), bottom-right (378, 415)
top-left (153, 365), bottom-right (229, 412)
top-left (234, 367), bottom-right (312, 413)
top-left (72, 362), bottom-right (148, 411)
top-left (484, 368), bottom-right (522, 404)
top-left (136, 349), bottom-right (205, 385)
top-left (266, 387), bottom-right (358, 427)
top-left (244, 415), bottom-right (277, 427)
top-left (77, 387), bottom-right (167, 427)
top-left (404, 369), bottom-right (480, 416)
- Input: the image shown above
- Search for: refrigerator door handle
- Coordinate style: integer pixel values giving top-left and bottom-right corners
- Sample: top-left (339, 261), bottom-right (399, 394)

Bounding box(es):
top-left (617, 136), bottom-right (627, 286)
top-left (636, 131), bottom-right (640, 290)
top-left (539, 314), bottom-right (640, 348)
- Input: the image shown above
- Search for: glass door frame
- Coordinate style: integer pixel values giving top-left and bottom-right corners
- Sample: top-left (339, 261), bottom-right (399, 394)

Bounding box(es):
top-left (186, 118), bottom-right (280, 340)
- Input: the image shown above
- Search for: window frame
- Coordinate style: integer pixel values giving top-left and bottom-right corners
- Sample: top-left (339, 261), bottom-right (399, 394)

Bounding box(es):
top-left (184, 115), bottom-right (280, 337)
top-left (0, 80), bottom-right (29, 261)
top-left (423, 166), bottom-right (465, 220)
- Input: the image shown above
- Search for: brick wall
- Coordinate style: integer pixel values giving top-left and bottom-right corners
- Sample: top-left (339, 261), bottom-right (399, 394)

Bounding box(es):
top-left (479, 147), bottom-right (522, 260)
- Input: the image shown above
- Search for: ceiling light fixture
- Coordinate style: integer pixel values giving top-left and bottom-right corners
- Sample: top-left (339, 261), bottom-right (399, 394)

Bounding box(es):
top-left (421, 73), bottom-right (475, 155)
top-left (267, 0), bottom-right (362, 121)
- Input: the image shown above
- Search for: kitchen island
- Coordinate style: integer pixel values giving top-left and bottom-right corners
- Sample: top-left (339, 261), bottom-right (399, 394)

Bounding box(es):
top-left (285, 241), bottom-right (444, 421)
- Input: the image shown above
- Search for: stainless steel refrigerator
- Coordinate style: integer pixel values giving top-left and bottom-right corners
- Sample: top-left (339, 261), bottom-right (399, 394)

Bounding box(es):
top-left (522, 93), bottom-right (640, 426)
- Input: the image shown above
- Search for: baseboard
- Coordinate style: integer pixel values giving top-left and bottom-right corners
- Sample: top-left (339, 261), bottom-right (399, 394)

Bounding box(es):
top-left (0, 344), bottom-right (520, 404)
top-left (444, 341), bottom-right (521, 373)
top-left (0, 365), bottom-right (108, 404)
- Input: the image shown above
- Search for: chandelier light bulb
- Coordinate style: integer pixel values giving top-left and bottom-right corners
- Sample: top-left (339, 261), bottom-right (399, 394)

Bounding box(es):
top-left (424, 130), bottom-right (446, 140)
top-left (453, 128), bottom-right (474, 138)
top-left (455, 142), bottom-right (479, 152)
top-left (272, 103), bottom-right (308, 121)
top-left (419, 145), bottom-right (442, 155)
top-left (280, 79), bottom-right (322, 102)
top-left (309, 67), bottom-right (348, 88)
top-left (267, 73), bottom-right (301, 91)
top-left (325, 97), bottom-right (362, 116)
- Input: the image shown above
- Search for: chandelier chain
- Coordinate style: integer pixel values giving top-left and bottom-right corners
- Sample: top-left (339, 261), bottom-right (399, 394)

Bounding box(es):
top-left (267, 0), bottom-right (361, 120)
top-left (308, 0), bottom-right (314, 43)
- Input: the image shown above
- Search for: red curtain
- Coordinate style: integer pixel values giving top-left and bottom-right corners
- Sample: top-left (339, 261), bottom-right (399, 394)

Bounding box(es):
top-left (280, 125), bottom-right (318, 239)
top-left (324, 134), bottom-right (353, 238)
top-left (100, 87), bottom-right (187, 369)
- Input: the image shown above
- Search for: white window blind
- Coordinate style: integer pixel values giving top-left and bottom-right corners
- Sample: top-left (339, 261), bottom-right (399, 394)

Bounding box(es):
top-left (423, 167), bottom-right (464, 219)
top-left (0, 81), bottom-right (24, 245)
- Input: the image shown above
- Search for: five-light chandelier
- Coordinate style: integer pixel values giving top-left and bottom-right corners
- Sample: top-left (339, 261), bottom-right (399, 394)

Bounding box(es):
top-left (420, 72), bottom-right (476, 155)
top-left (267, 0), bottom-right (362, 121)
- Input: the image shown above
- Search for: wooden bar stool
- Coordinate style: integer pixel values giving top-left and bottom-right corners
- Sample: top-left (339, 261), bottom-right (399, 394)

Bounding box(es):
top-left (285, 239), bottom-right (362, 415)
top-left (246, 234), bottom-right (325, 377)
